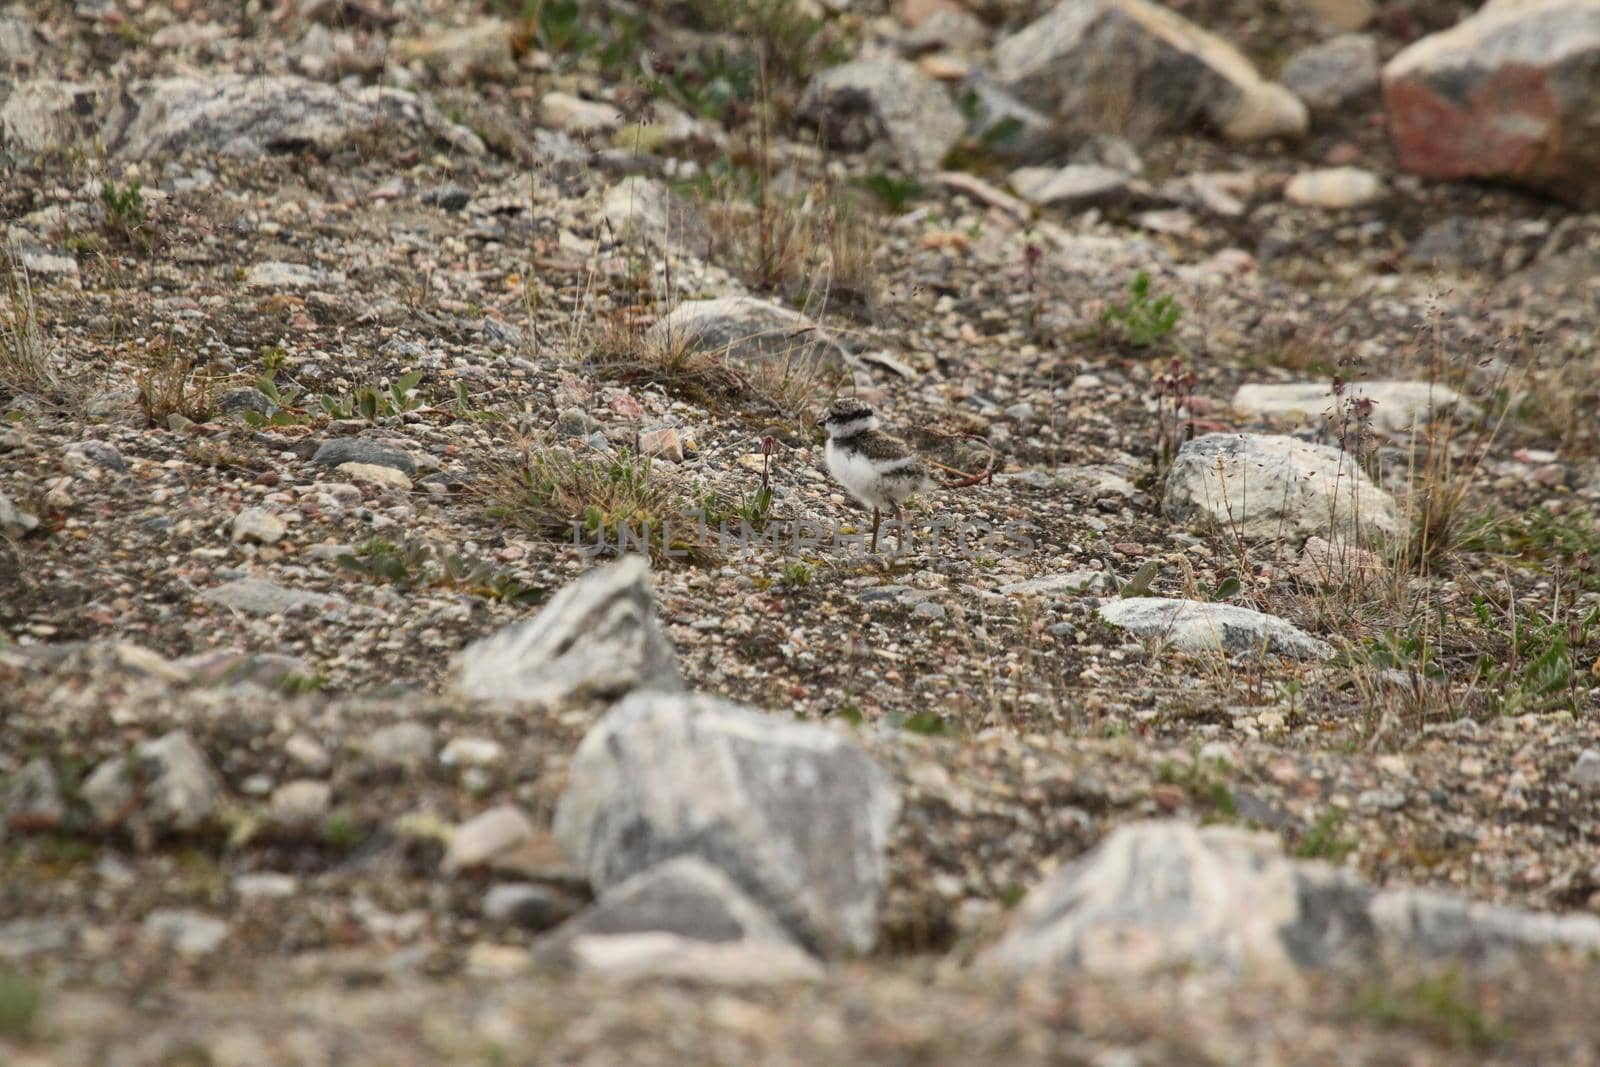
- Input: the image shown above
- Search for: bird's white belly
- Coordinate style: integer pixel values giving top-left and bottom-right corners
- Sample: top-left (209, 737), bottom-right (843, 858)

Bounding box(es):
top-left (826, 440), bottom-right (893, 510)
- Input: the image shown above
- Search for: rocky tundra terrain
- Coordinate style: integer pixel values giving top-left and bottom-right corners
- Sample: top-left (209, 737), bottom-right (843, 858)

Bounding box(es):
top-left (3, 0), bottom-right (1600, 1062)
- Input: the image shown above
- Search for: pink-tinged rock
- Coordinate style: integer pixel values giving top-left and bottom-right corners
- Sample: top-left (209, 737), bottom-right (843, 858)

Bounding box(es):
top-left (1382, 0), bottom-right (1600, 207)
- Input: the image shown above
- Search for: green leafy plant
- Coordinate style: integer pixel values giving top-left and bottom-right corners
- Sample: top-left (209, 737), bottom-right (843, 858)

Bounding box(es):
top-left (100, 179), bottom-right (151, 248)
top-left (0, 966), bottom-right (44, 1039)
top-left (1471, 598), bottom-right (1595, 715)
top-left (319, 370), bottom-right (425, 423)
top-left (858, 173), bottom-right (923, 214)
top-left (1355, 969), bottom-right (1510, 1050)
top-left (451, 381), bottom-right (505, 423)
top-left (779, 560), bottom-right (813, 588)
top-left (899, 710), bottom-right (953, 736)
top-left (337, 537), bottom-right (544, 604)
top-left (1103, 270), bottom-right (1182, 349)
top-left (1292, 809), bottom-right (1357, 861)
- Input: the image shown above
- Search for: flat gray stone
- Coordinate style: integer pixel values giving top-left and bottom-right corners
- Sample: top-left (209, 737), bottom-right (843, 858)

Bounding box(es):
top-left (1010, 164), bottom-right (1131, 209)
top-left (536, 856), bottom-right (804, 966)
top-left (649, 297), bottom-right (850, 375)
top-left (310, 439), bottom-right (416, 475)
top-left (1234, 381), bottom-right (1472, 432)
top-left (1098, 597), bottom-right (1333, 660)
top-left (454, 555), bottom-right (681, 707)
top-left (1000, 571), bottom-right (1109, 597)
top-left (1280, 33), bottom-right (1379, 112)
top-left (107, 74), bottom-right (484, 160)
top-left (484, 883), bottom-right (583, 930)
top-left (554, 691), bottom-right (899, 956)
top-left (562, 930), bottom-right (824, 984)
top-left (199, 578), bottom-right (348, 617)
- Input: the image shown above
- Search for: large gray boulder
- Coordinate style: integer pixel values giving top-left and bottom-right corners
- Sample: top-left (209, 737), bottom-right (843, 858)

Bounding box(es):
top-left (1383, 0), bottom-right (1600, 208)
top-left (106, 74), bottom-right (485, 160)
top-left (1164, 432), bottom-right (1399, 544)
top-left (454, 555), bottom-right (681, 707)
top-left (991, 0), bottom-right (1307, 142)
top-left (554, 691), bottom-right (899, 956)
top-left (984, 821), bottom-right (1600, 978)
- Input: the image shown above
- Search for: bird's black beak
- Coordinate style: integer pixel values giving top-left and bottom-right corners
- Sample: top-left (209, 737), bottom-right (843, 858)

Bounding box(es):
top-left (814, 413), bottom-right (828, 427)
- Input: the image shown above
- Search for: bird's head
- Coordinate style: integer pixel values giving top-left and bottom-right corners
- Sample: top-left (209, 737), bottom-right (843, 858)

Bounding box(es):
top-left (816, 397), bottom-right (878, 437)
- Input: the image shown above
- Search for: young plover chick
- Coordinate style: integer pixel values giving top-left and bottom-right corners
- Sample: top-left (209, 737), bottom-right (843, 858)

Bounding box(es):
top-left (816, 398), bottom-right (931, 552)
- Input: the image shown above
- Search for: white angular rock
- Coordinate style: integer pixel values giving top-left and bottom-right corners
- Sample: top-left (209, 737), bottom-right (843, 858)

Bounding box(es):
top-left (540, 91), bottom-right (624, 135)
top-left (231, 507), bottom-right (286, 545)
top-left (1098, 597), bottom-right (1333, 660)
top-left (336, 462), bottom-right (412, 491)
top-left (454, 555), bottom-right (681, 707)
top-left (798, 57), bottom-right (965, 173)
top-left (1234, 380), bottom-right (1471, 433)
top-left (991, 0), bottom-right (1307, 143)
top-left (82, 730), bottom-right (224, 831)
top-left (984, 821), bottom-right (1600, 978)
top-left (1284, 166), bottom-right (1385, 208)
top-left (1, 81), bottom-right (100, 154)
top-left (554, 691), bottom-right (899, 956)
top-left (1164, 432), bottom-right (1400, 543)
top-left (270, 779), bottom-right (331, 825)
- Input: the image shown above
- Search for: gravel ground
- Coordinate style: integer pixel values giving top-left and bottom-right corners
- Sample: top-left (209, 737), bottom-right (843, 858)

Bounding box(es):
top-left (3, 0), bottom-right (1599, 1061)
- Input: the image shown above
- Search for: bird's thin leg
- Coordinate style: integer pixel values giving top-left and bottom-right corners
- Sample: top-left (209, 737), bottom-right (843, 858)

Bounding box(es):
top-left (870, 507), bottom-right (881, 553)
top-left (892, 504), bottom-right (905, 553)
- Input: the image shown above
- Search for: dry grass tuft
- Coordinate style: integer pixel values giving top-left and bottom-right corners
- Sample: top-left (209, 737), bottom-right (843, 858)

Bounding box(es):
top-left (482, 434), bottom-right (709, 564)
top-left (135, 337), bottom-right (222, 427)
top-left (0, 250), bottom-right (59, 403)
